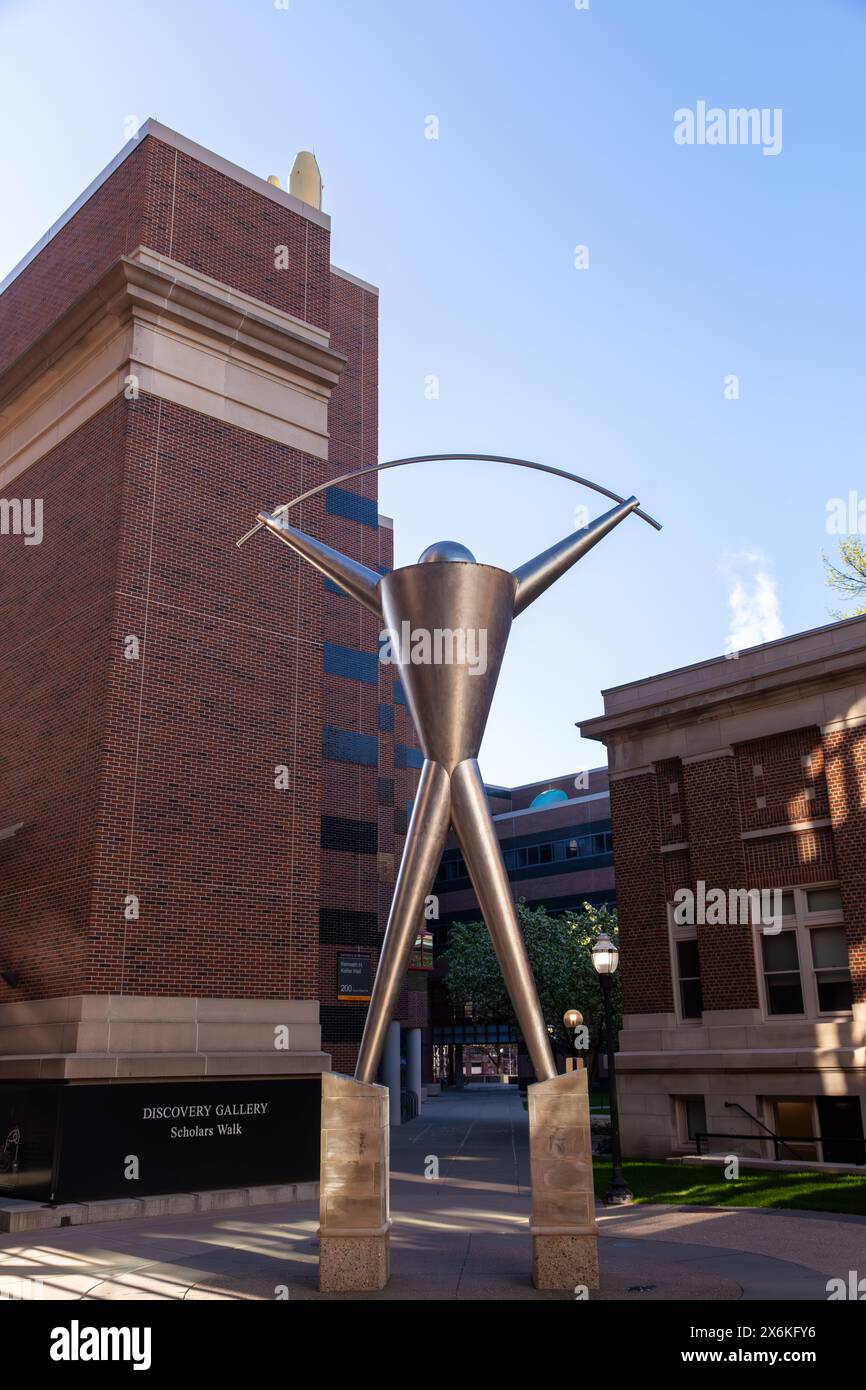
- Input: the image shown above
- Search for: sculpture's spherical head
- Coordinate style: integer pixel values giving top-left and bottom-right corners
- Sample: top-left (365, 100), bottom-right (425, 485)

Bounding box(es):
top-left (417, 540), bottom-right (476, 564)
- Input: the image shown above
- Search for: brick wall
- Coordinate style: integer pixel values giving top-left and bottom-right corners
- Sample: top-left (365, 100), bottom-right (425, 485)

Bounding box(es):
top-left (0, 133), bottom-right (329, 377)
top-left (824, 725), bottom-right (866, 1004)
top-left (0, 397), bottom-right (127, 997)
top-left (0, 392), bottom-right (326, 1000)
top-left (608, 773), bottom-right (673, 1013)
top-left (735, 729), bottom-right (828, 831)
top-left (680, 754), bottom-right (758, 1010)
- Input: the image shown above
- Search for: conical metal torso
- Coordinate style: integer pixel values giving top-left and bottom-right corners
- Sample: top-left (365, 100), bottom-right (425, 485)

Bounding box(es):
top-left (380, 562), bottom-right (516, 772)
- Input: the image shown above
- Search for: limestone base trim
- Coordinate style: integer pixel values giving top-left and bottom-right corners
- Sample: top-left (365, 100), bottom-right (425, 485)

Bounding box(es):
top-left (0, 1181), bottom-right (320, 1233)
top-left (618, 1067), bottom-right (866, 1162)
top-left (0, 994), bottom-right (330, 1080)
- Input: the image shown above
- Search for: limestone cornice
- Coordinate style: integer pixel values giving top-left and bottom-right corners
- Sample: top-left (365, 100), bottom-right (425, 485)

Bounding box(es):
top-left (0, 249), bottom-right (347, 486)
top-left (580, 617), bottom-right (866, 768)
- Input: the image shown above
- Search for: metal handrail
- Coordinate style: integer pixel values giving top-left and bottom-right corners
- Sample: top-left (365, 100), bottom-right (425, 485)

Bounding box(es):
top-left (722, 1101), bottom-right (806, 1160)
top-left (694, 1130), bottom-right (865, 1162)
top-left (723, 1099), bottom-right (782, 1143)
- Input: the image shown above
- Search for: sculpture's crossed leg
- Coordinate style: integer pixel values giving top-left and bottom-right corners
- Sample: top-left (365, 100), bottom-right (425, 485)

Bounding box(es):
top-left (356, 756), bottom-right (557, 1085)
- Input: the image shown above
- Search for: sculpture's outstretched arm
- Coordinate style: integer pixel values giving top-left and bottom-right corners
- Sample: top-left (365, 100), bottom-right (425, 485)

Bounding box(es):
top-left (511, 497), bottom-right (640, 617)
top-left (256, 511), bottom-right (383, 618)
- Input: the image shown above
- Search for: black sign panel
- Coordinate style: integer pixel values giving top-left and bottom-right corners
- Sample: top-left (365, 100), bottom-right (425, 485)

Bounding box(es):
top-left (337, 953), bottom-right (372, 1000)
top-left (0, 1077), bottom-right (320, 1203)
top-left (0, 1083), bottom-right (60, 1200)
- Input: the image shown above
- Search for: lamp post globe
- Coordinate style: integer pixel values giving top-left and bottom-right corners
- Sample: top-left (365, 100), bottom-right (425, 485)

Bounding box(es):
top-left (591, 932), bottom-right (619, 976)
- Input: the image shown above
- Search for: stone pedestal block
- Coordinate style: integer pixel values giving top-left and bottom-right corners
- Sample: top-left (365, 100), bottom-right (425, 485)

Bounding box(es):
top-left (528, 1065), bottom-right (599, 1290)
top-left (318, 1072), bottom-right (390, 1292)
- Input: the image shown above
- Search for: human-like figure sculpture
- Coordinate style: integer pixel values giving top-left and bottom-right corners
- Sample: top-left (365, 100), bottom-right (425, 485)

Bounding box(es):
top-left (256, 494), bottom-right (641, 1085)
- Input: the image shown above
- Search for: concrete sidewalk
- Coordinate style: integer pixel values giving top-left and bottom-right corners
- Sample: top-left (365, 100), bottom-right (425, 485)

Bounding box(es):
top-left (0, 1088), bottom-right (857, 1300)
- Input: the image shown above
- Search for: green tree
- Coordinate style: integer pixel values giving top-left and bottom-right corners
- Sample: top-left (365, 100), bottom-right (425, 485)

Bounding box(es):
top-left (823, 539), bottom-right (866, 618)
top-left (443, 900), bottom-right (621, 1070)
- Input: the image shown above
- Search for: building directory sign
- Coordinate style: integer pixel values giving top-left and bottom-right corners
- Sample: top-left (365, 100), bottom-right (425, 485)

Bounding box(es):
top-left (338, 953), bottom-right (372, 1001)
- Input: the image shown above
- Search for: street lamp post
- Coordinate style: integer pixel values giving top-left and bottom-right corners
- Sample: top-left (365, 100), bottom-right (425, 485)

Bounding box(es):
top-left (591, 931), bottom-right (633, 1205)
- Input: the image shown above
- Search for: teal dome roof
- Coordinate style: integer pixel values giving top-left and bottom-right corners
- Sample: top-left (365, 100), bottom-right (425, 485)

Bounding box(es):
top-left (529, 788), bottom-right (569, 810)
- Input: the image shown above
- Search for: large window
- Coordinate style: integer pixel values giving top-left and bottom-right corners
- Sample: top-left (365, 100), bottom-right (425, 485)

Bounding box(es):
top-left (756, 885), bottom-right (851, 1019)
top-left (502, 830), bottom-right (612, 872)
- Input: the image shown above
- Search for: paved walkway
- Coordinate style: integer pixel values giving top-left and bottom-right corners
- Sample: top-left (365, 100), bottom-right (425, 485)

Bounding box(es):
top-left (0, 1089), bottom-right (859, 1300)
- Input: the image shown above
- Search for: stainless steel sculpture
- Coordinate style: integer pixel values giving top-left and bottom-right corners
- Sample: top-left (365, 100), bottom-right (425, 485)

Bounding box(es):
top-left (242, 457), bottom-right (657, 1087)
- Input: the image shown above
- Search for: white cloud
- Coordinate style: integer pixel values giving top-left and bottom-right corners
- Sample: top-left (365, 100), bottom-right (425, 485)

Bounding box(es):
top-left (719, 550), bottom-right (784, 656)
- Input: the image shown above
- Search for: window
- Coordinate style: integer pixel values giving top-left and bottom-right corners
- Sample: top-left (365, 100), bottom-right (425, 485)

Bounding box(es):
top-left (772, 1099), bottom-right (818, 1162)
top-left (810, 927), bottom-right (853, 1012)
top-left (761, 931), bottom-right (804, 1015)
top-left (326, 485), bottom-right (378, 528)
top-left (395, 744), bottom-right (423, 770)
top-left (322, 727), bottom-right (378, 767)
top-left (768, 1096), bottom-right (866, 1165)
top-left (816, 1097), bottom-right (865, 1165)
top-left (442, 856), bottom-right (467, 882)
top-left (499, 829), bottom-right (612, 873)
top-left (677, 1096), bottom-right (707, 1145)
top-left (323, 642), bottom-right (378, 685)
top-left (668, 905), bottom-right (704, 1023)
top-left (321, 816), bottom-right (377, 855)
top-left (806, 887), bottom-right (843, 914)
top-left (755, 885), bottom-right (851, 1020)
top-left (676, 939), bottom-right (703, 1019)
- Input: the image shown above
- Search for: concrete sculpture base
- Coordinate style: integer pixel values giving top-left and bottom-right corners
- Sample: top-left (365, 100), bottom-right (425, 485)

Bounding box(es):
top-left (528, 1065), bottom-right (599, 1290)
top-left (318, 1072), bottom-right (390, 1292)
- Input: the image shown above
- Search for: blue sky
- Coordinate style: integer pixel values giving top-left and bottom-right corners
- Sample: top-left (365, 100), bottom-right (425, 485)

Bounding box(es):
top-left (1, 0), bottom-right (864, 785)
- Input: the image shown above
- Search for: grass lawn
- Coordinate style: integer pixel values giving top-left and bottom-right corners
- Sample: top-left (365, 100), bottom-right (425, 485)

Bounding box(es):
top-left (593, 1159), bottom-right (866, 1217)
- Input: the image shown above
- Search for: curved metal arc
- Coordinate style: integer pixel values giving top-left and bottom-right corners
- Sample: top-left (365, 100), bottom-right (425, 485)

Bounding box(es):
top-left (236, 453), bottom-right (662, 547)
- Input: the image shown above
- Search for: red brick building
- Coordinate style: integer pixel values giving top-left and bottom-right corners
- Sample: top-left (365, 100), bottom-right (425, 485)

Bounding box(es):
top-left (0, 122), bottom-right (420, 1201)
top-left (581, 617), bottom-right (866, 1168)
